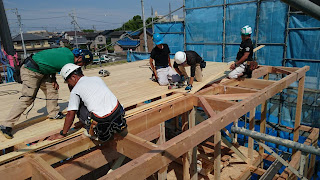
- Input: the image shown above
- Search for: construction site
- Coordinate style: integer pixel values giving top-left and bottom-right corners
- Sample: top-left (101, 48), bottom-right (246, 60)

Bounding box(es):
top-left (0, 0), bottom-right (320, 180)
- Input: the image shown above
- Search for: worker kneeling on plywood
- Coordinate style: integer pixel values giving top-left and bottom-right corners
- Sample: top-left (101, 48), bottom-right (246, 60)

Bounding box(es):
top-left (48, 64), bottom-right (127, 141)
top-left (149, 33), bottom-right (180, 86)
top-left (174, 51), bottom-right (206, 91)
top-left (228, 25), bottom-right (258, 79)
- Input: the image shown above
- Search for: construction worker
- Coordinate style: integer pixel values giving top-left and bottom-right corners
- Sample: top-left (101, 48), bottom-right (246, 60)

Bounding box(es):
top-left (149, 33), bottom-right (180, 86)
top-left (174, 51), bottom-right (206, 91)
top-left (228, 25), bottom-right (255, 79)
top-left (0, 47), bottom-right (93, 139)
top-left (48, 64), bottom-right (127, 141)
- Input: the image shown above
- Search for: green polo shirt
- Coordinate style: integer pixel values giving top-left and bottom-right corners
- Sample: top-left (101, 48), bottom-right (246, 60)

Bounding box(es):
top-left (26, 47), bottom-right (74, 74)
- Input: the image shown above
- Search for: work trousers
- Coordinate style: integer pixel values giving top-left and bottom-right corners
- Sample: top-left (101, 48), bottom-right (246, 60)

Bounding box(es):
top-left (1, 65), bottom-right (59, 127)
top-left (156, 66), bottom-right (180, 86)
top-left (178, 63), bottom-right (203, 82)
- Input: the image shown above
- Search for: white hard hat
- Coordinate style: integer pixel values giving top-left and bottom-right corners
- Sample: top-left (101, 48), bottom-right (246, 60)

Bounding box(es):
top-left (174, 51), bottom-right (186, 64)
top-left (240, 25), bottom-right (252, 36)
top-left (60, 63), bottom-right (81, 80)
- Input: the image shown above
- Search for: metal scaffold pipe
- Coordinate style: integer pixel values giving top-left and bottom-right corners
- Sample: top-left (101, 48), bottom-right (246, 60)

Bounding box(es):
top-left (281, 0), bottom-right (320, 21)
top-left (231, 126), bottom-right (320, 156)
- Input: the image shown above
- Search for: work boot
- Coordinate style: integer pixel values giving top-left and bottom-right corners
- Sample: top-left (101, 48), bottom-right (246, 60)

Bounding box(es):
top-left (0, 126), bottom-right (13, 139)
top-left (49, 112), bottom-right (65, 120)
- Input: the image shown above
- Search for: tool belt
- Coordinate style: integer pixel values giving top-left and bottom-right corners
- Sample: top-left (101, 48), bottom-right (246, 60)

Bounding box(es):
top-left (246, 61), bottom-right (258, 71)
top-left (155, 65), bottom-right (168, 70)
top-left (24, 55), bottom-right (40, 71)
top-left (86, 102), bottom-right (127, 141)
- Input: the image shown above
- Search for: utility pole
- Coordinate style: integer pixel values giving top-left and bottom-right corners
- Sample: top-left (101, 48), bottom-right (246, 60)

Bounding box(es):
top-left (0, 0), bottom-right (14, 56)
top-left (69, 9), bottom-right (78, 48)
top-left (141, 0), bottom-right (148, 53)
top-left (169, 3), bottom-right (172, 22)
top-left (14, 8), bottom-right (27, 58)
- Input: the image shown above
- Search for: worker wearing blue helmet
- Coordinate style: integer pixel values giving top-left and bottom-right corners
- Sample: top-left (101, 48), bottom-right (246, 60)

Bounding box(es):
top-left (149, 33), bottom-right (180, 86)
top-left (0, 47), bottom-right (93, 139)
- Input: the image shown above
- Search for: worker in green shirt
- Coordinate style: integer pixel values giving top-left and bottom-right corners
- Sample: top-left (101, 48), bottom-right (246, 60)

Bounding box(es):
top-left (0, 47), bottom-right (93, 139)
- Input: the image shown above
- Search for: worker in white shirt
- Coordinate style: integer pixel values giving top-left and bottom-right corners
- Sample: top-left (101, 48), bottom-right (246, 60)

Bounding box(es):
top-left (48, 64), bottom-right (127, 141)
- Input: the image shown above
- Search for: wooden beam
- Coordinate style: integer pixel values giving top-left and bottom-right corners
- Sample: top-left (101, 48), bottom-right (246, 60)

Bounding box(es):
top-left (272, 67), bottom-right (292, 75)
top-left (293, 75), bottom-right (305, 154)
top-left (251, 66), bottom-right (271, 79)
top-left (308, 128), bottom-right (319, 179)
top-left (237, 78), bottom-right (275, 90)
top-left (202, 93), bottom-right (255, 100)
top-left (221, 136), bottom-right (247, 163)
top-left (28, 155), bottom-right (66, 180)
top-left (198, 97), bottom-right (216, 117)
top-left (224, 86), bottom-right (259, 94)
top-left (249, 166), bottom-right (280, 178)
top-left (200, 96), bottom-right (236, 112)
top-left (100, 66), bottom-right (309, 180)
top-left (196, 85), bottom-right (224, 96)
top-left (181, 112), bottom-right (190, 180)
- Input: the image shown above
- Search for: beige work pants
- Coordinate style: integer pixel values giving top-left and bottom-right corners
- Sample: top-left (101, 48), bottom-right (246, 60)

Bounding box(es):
top-left (178, 63), bottom-right (203, 82)
top-left (1, 65), bottom-right (59, 127)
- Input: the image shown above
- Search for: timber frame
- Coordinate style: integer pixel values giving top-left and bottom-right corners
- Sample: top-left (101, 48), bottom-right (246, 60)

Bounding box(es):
top-left (0, 65), bottom-right (318, 180)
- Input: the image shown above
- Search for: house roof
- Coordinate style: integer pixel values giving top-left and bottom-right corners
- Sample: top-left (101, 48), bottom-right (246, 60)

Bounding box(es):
top-left (109, 31), bottom-right (127, 37)
top-left (64, 31), bottom-right (87, 36)
top-left (117, 37), bottom-right (140, 47)
top-left (85, 33), bottom-right (99, 38)
top-left (100, 30), bottom-right (114, 36)
top-left (12, 33), bottom-right (48, 42)
top-left (69, 37), bottom-right (88, 45)
top-left (137, 28), bottom-right (153, 36)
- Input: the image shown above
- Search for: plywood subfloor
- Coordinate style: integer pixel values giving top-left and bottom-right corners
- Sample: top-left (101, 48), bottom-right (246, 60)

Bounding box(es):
top-left (0, 60), bottom-right (230, 150)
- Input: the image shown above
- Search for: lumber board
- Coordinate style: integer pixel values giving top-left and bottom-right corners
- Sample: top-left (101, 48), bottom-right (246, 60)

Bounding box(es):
top-left (202, 93), bottom-right (255, 100)
top-left (237, 78), bottom-right (276, 90)
top-left (251, 66), bottom-right (271, 79)
top-left (100, 66), bottom-right (309, 180)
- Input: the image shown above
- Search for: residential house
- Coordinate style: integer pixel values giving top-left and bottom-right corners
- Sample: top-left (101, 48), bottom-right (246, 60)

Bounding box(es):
top-left (100, 30), bottom-right (114, 42)
top-left (12, 33), bottom-right (51, 58)
top-left (136, 28), bottom-right (153, 52)
top-left (85, 33), bottom-right (106, 51)
top-left (114, 37), bottom-right (140, 53)
top-left (109, 31), bottom-right (128, 44)
top-left (64, 31), bottom-right (88, 48)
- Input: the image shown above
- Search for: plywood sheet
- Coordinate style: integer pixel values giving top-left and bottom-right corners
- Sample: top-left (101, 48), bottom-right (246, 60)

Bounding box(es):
top-left (0, 60), bottom-right (229, 150)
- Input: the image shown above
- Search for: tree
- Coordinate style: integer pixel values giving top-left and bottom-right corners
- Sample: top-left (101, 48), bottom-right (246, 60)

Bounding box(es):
top-left (82, 29), bottom-right (94, 33)
top-left (115, 15), bottom-right (158, 31)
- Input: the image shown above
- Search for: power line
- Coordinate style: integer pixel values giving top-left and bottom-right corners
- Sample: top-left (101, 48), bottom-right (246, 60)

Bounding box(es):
top-left (77, 17), bottom-right (122, 25)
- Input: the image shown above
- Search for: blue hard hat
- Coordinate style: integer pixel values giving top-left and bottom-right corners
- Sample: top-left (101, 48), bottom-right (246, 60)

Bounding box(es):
top-left (72, 48), bottom-right (81, 57)
top-left (153, 33), bottom-right (163, 45)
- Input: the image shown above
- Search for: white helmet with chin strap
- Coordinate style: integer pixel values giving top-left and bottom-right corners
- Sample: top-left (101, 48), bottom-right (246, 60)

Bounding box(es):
top-left (174, 51), bottom-right (186, 64)
top-left (60, 63), bottom-right (81, 80)
top-left (241, 25), bottom-right (252, 36)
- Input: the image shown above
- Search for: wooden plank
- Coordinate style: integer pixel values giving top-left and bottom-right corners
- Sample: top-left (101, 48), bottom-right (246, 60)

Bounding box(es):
top-left (293, 75), bottom-right (305, 155)
top-left (249, 166), bottom-right (280, 178)
top-left (237, 78), bottom-right (275, 90)
top-left (253, 45), bottom-right (265, 52)
top-left (100, 66), bottom-right (309, 180)
top-left (202, 93), bottom-right (255, 100)
top-left (214, 131), bottom-right (221, 180)
top-left (196, 85), bottom-right (224, 96)
top-left (248, 109), bottom-right (255, 165)
top-left (272, 67), bottom-right (292, 75)
top-left (28, 155), bottom-right (66, 180)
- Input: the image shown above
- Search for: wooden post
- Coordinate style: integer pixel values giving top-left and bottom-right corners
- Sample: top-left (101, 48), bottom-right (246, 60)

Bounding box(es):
top-left (293, 76), bottom-right (305, 154)
top-left (158, 122), bottom-right (167, 180)
top-left (259, 74), bottom-right (268, 168)
top-left (233, 119), bottom-right (238, 143)
top-left (214, 131), bottom-right (221, 180)
top-left (181, 112), bottom-right (190, 180)
top-left (248, 109), bottom-right (255, 165)
top-left (189, 108), bottom-right (198, 180)
top-left (308, 128), bottom-right (319, 178)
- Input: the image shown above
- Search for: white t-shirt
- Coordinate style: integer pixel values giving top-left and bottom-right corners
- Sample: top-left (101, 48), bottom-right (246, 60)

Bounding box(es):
top-left (67, 76), bottom-right (118, 117)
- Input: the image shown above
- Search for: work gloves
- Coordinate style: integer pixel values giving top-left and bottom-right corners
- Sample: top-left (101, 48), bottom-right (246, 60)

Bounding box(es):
top-left (185, 84), bottom-right (192, 91)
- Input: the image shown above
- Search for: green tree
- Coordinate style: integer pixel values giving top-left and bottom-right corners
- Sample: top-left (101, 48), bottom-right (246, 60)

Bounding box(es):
top-left (115, 15), bottom-right (158, 31)
top-left (82, 29), bottom-right (94, 33)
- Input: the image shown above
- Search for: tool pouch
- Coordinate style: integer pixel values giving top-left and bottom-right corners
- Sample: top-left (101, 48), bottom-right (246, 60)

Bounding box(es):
top-left (248, 61), bottom-right (258, 71)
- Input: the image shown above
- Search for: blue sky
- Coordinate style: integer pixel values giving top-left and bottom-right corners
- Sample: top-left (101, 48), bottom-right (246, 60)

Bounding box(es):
top-left (3, 0), bottom-right (183, 36)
